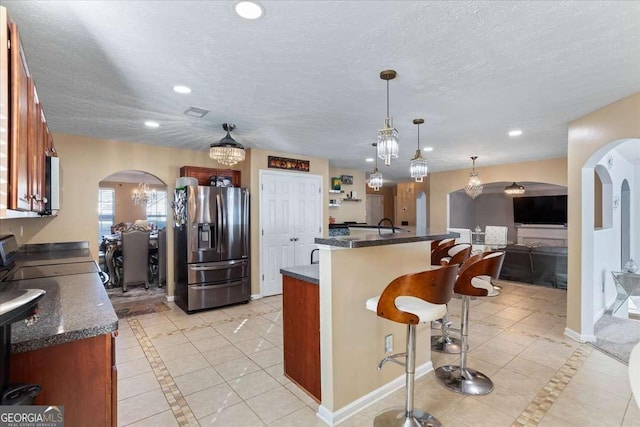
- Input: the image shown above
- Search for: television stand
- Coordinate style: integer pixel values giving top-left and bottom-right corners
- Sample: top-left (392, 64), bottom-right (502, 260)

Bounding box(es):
top-left (515, 224), bottom-right (567, 247)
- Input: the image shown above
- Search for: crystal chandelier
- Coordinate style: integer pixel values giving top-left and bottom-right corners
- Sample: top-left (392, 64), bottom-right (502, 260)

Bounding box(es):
top-left (409, 118), bottom-right (428, 182)
top-left (377, 70), bottom-right (399, 166)
top-left (464, 156), bottom-right (483, 199)
top-left (132, 182), bottom-right (156, 206)
top-left (504, 182), bottom-right (525, 195)
top-left (368, 143), bottom-right (383, 191)
top-left (209, 123), bottom-right (246, 166)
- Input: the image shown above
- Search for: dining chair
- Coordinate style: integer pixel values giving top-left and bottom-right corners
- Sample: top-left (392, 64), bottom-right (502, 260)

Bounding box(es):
top-left (118, 230), bottom-right (150, 292)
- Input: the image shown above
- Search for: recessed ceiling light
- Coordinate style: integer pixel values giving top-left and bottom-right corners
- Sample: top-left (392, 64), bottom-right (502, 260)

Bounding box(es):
top-left (235, 1), bottom-right (264, 19)
top-left (365, 158), bottom-right (374, 162)
top-left (509, 130), bottom-right (523, 137)
top-left (144, 121), bottom-right (159, 128)
top-left (423, 147), bottom-right (434, 152)
top-left (173, 85), bottom-right (191, 94)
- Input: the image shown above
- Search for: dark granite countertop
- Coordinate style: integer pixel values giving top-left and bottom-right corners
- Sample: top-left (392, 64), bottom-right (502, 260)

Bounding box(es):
top-left (1, 243), bottom-right (117, 353)
top-left (315, 231), bottom-right (458, 248)
top-left (280, 265), bottom-right (319, 285)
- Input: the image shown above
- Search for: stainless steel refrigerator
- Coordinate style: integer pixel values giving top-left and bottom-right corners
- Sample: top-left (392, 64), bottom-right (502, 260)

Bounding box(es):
top-left (174, 186), bottom-right (250, 313)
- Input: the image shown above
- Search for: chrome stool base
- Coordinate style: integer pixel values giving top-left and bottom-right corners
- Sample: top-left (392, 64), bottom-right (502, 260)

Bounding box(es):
top-left (374, 408), bottom-right (443, 427)
top-left (434, 365), bottom-right (494, 395)
top-left (430, 335), bottom-right (461, 354)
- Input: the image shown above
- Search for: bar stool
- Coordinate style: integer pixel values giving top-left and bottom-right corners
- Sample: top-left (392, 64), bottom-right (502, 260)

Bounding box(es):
top-left (431, 252), bottom-right (484, 354)
top-left (365, 265), bottom-right (458, 427)
top-left (435, 251), bottom-right (504, 395)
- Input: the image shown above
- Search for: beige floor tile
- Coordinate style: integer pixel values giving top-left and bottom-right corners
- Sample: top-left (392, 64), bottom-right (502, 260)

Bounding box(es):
top-left (198, 401), bottom-right (265, 426)
top-left (625, 398), bottom-right (640, 423)
top-left (197, 309), bottom-right (232, 324)
top-left (234, 336), bottom-right (275, 355)
top-left (172, 316), bottom-right (206, 330)
top-left (249, 347), bottom-right (284, 368)
top-left (149, 332), bottom-right (189, 349)
top-left (268, 406), bottom-right (325, 427)
top-left (469, 342), bottom-right (517, 367)
top-left (137, 313), bottom-right (172, 327)
top-left (261, 311), bottom-right (283, 323)
top-left (437, 396), bottom-right (515, 426)
top-left (494, 329), bottom-right (538, 347)
top-left (163, 352), bottom-right (210, 377)
top-left (546, 391), bottom-right (627, 426)
top-left (154, 341), bottom-right (200, 362)
top-left (469, 321), bottom-right (505, 337)
top-left (126, 409), bottom-right (179, 427)
top-left (118, 357), bottom-right (152, 380)
top-left (284, 383), bottom-right (319, 410)
top-left (493, 306), bottom-right (533, 321)
top-left (116, 344), bottom-right (146, 363)
top-left (214, 355), bottom-right (262, 381)
top-left (184, 382), bottom-right (243, 419)
top-left (480, 314), bottom-right (519, 328)
top-left (221, 304), bottom-right (257, 318)
top-left (202, 344), bottom-right (244, 365)
top-left (173, 366), bottom-right (224, 396)
top-left (264, 362), bottom-right (292, 385)
top-left (623, 419), bottom-right (640, 427)
top-left (463, 355), bottom-right (502, 377)
top-left (538, 412), bottom-right (579, 427)
top-left (118, 371), bottom-right (160, 401)
top-left (503, 356), bottom-right (557, 381)
top-left (142, 323), bottom-right (178, 338)
top-left (116, 334), bottom-right (141, 350)
top-left (517, 342), bottom-right (572, 370)
top-left (570, 363), bottom-right (631, 398)
top-left (246, 386), bottom-right (306, 424)
top-left (118, 388), bottom-right (170, 426)
top-left (247, 301), bottom-right (275, 314)
top-left (191, 334), bottom-right (232, 353)
top-left (215, 323), bottom-right (261, 343)
top-left (183, 325), bottom-right (220, 341)
top-left (249, 321), bottom-right (283, 337)
top-left (228, 369), bottom-right (282, 399)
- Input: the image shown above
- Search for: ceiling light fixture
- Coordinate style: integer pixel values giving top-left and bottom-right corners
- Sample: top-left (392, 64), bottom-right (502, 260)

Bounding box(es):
top-left (365, 158), bottom-right (374, 162)
top-left (144, 120), bottom-right (159, 128)
top-left (235, 1), bottom-right (264, 19)
top-left (173, 85), bottom-right (192, 94)
top-left (377, 70), bottom-right (399, 166)
top-left (209, 123), bottom-right (246, 166)
top-left (410, 118), bottom-right (428, 182)
top-left (132, 182), bottom-right (156, 206)
top-left (509, 130), bottom-right (523, 137)
top-left (504, 182), bottom-right (525, 195)
top-left (368, 143), bottom-right (383, 191)
top-left (464, 156), bottom-right (483, 199)
top-left (423, 147), bottom-right (434, 152)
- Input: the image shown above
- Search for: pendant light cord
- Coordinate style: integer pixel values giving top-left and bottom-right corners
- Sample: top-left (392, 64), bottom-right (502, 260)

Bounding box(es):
top-left (417, 123), bottom-right (420, 150)
top-left (386, 80), bottom-right (390, 118)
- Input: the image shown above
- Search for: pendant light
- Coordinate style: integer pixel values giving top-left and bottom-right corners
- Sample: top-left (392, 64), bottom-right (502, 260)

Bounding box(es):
top-left (209, 123), bottom-right (246, 166)
top-left (368, 143), bottom-right (383, 191)
top-left (377, 70), bottom-right (399, 166)
top-left (409, 118), bottom-right (428, 182)
top-left (464, 156), bottom-right (483, 199)
top-left (504, 182), bottom-right (525, 195)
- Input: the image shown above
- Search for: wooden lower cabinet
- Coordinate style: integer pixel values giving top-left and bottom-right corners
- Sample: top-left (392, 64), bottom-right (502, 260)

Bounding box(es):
top-left (282, 275), bottom-right (321, 401)
top-left (10, 333), bottom-right (117, 427)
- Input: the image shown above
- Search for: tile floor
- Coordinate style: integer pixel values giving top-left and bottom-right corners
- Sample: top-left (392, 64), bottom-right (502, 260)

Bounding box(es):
top-left (116, 281), bottom-right (640, 426)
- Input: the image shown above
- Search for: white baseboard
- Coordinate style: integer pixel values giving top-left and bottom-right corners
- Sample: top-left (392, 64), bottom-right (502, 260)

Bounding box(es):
top-left (251, 293), bottom-right (263, 300)
top-left (165, 295), bottom-right (175, 302)
top-left (316, 361), bottom-right (433, 426)
top-left (564, 327), bottom-right (596, 343)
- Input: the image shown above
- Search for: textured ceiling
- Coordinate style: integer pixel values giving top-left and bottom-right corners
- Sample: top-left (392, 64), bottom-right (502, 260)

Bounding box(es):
top-left (4, 1), bottom-right (640, 182)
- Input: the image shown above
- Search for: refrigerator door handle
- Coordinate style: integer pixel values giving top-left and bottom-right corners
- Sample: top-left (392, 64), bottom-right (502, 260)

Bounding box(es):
top-left (189, 261), bottom-right (247, 271)
top-left (243, 189), bottom-right (249, 257)
top-left (216, 193), bottom-right (223, 253)
top-left (191, 281), bottom-right (245, 291)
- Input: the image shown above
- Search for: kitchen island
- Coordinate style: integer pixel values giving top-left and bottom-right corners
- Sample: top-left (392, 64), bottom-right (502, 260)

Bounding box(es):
top-left (282, 230), bottom-right (456, 426)
top-left (2, 241), bottom-right (118, 427)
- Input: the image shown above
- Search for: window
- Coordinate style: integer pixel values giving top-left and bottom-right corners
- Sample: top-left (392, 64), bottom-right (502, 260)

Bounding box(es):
top-left (146, 190), bottom-right (168, 230)
top-left (98, 188), bottom-right (115, 240)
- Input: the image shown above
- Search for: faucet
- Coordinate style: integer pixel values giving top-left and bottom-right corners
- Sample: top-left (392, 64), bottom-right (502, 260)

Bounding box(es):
top-left (377, 218), bottom-right (396, 234)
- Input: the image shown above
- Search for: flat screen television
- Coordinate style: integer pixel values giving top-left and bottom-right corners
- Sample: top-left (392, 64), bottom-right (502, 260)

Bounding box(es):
top-left (513, 195), bottom-right (567, 225)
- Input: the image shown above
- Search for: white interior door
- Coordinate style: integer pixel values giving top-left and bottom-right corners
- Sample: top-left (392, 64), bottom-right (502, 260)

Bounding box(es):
top-left (366, 195), bottom-right (384, 225)
top-left (260, 171), bottom-right (322, 296)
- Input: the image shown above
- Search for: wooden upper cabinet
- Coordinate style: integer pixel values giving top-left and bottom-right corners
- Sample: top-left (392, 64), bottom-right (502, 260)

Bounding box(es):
top-left (8, 22), bottom-right (30, 211)
top-left (180, 166), bottom-right (241, 187)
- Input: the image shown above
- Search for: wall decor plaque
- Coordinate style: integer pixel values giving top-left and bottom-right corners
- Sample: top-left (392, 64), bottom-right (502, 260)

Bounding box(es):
top-left (268, 156), bottom-right (310, 172)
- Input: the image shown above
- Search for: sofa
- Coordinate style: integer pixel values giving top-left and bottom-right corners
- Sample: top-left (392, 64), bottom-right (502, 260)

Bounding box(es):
top-left (499, 244), bottom-right (567, 289)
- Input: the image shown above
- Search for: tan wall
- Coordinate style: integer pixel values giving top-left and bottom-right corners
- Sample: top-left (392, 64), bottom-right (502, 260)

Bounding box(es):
top-left (0, 133), bottom-right (241, 298)
top-left (366, 185), bottom-right (395, 223)
top-left (394, 179), bottom-right (430, 227)
top-left (429, 157), bottom-right (568, 233)
top-left (567, 92), bottom-right (640, 334)
top-left (247, 148), bottom-right (329, 296)
top-left (327, 167), bottom-right (366, 223)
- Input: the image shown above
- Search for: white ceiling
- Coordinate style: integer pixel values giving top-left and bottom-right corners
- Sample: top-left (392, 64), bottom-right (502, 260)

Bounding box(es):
top-left (5, 1), bottom-right (640, 182)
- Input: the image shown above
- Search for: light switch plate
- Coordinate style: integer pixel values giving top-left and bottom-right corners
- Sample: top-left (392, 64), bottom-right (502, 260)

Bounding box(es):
top-left (385, 334), bottom-right (393, 353)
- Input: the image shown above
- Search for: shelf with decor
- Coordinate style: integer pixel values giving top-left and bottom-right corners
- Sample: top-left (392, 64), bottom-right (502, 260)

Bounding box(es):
top-left (328, 190), bottom-right (343, 194)
top-left (328, 203), bottom-right (341, 207)
top-left (341, 198), bottom-right (361, 202)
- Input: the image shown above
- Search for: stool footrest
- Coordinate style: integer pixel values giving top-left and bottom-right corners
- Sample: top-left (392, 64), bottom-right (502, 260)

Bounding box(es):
top-left (377, 352), bottom-right (407, 370)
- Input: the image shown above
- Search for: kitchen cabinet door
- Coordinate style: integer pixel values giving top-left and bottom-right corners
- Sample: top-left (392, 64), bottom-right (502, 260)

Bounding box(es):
top-left (28, 82), bottom-right (45, 212)
top-left (8, 22), bottom-right (30, 211)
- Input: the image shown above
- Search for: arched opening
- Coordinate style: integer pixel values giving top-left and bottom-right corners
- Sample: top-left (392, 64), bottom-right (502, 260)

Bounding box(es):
top-left (416, 191), bottom-right (427, 234)
top-left (622, 179), bottom-right (631, 268)
top-left (98, 170), bottom-right (168, 314)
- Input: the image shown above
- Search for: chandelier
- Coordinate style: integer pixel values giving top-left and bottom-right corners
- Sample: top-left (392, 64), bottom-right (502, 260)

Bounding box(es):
top-left (132, 182), bottom-right (156, 206)
top-left (209, 123), bottom-right (246, 166)
top-left (464, 156), bottom-right (483, 199)
top-left (409, 118), bottom-right (428, 182)
top-left (377, 70), bottom-right (399, 166)
top-left (504, 182), bottom-right (525, 195)
top-left (368, 143), bottom-right (383, 191)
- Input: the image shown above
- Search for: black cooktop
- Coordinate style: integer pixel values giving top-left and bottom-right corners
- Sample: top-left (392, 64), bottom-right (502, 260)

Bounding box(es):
top-left (8, 262), bottom-right (99, 281)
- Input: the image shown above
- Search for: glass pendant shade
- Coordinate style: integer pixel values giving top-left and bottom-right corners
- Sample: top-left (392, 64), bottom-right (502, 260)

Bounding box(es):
top-left (209, 123), bottom-right (246, 166)
top-left (409, 118), bottom-right (427, 182)
top-left (132, 182), bottom-right (156, 206)
top-left (464, 156), bottom-right (483, 199)
top-left (504, 182), bottom-right (525, 195)
top-left (368, 168), bottom-right (383, 191)
top-left (376, 70), bottom-right (399, 166)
